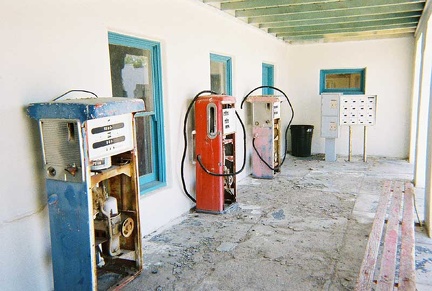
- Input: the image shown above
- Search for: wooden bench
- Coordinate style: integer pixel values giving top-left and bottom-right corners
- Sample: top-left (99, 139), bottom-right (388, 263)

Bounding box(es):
top-left (355, 181), bottom-right (416, 291)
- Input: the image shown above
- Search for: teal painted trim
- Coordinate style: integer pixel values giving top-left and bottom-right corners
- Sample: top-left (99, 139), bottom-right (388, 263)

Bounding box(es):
top-left (262, 63), bottom-right (274, 95)
top-left (320, 68), bottom-right (366, 94)
top-left (140, 181), bottom-right (167, 195)
top-left (210, 53), bottom-right (230, 63)
top-left (108, 32), bottom-right (159, 50)
top-left (226, 58), bottom-right (232, 95)
top-left (135, 111), bottom-right (155, 117)
top-left (138, 116), bottom-right (158, 186)
top-left (139, 171), bottom-right (156, 185)
top-left (108, 32), bottom-right (166, 195)
top-left (153, 43), bottom-right (167, 184)
top-left (210, 53), bottom-right (233, 95)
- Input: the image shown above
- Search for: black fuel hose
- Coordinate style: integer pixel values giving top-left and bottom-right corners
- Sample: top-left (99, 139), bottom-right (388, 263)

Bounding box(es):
top-left (196, 109), bottom-right (247, 176)
top-left (181, 90), bottom-right (217, 203)
top-left (52, 89), bottom-right (98, 101)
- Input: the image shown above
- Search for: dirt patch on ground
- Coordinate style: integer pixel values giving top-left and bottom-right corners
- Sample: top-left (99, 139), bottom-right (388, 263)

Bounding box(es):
top-left (124, 155), bottom-right (413, 291)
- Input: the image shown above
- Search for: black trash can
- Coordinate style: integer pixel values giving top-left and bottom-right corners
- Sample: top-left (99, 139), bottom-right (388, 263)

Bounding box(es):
top-left (290, 125), bottom-right (314, 157)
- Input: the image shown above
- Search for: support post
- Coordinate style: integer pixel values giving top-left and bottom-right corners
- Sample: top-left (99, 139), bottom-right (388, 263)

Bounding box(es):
top-left (363, 126), bottom-right (367, 162)
top-left (325, 138), bottom-right (337, 162)
top-left (348, 126), bottom-right (352, 162)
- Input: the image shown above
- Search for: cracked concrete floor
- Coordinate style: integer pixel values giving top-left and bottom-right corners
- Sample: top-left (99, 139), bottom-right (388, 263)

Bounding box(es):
top-left (123, 155), bottom-right (431, 291)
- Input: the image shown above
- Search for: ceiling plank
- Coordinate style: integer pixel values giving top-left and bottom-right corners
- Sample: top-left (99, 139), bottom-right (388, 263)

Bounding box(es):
top-left (202, 0), bottom-right (232, 2)
top-left (201, 0), bottom-right (424, 44)
top-left (220, 0), bottom-right (340, 10)
top-left (237, 0), bottom-right (425, 18)
top-left (259, 11), bottom-right (422, 28)
top-left (276, 23), bottom-right (417, 37)
top-left (268, 17), bottom-right (420, 34)
top-left (284, 32), bottom-right (415, 44)
top-left (248, 3), bottom-right (425, 23)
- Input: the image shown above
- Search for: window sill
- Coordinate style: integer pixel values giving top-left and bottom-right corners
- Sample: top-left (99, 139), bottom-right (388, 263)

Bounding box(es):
top-left (321, 90), bottom-right (365, 95)
top-left (140, 181), bottom-right (166, 195)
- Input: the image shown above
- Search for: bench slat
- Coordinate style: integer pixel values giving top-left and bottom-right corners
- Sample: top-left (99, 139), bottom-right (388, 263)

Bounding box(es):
top-left (377, 181), bottom-right (404, 291)
top-left (398, 182), bottom-right (416, 290)
top-left (355, 180), bottom-right (392, 290)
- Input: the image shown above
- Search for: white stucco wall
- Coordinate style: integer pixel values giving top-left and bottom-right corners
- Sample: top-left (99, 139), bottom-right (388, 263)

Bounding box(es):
top-left (415, 1), bottom-right (432, 236)
top-left (0, 0), bottom-right (418, 290)
top-left (0, 0), bottom-right (289, 290)
top-left (286, 37), bottom-right (415, 158)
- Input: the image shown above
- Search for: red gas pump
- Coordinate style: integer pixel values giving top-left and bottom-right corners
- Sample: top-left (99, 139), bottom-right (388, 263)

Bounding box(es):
top-left (181, 91), bottom-right (245, 214)
top-left (195, 95), bottom-right (237, 213)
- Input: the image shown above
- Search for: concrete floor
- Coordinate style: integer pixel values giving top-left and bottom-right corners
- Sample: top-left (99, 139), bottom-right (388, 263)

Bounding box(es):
top-left (123, 155), bottom-right (432, 291)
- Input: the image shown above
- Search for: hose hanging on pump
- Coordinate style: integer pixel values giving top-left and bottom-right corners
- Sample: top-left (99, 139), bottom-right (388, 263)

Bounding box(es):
top-left (181, 91), bottom-right (247, 203)
top-left (240, 85), bottom-right (295, 171)
top-left (196, 109), bottom-right (247, 176)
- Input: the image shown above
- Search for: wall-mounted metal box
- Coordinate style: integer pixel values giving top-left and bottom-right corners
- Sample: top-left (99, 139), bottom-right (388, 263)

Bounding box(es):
top-left (321, 93), bottom-right (341, 138)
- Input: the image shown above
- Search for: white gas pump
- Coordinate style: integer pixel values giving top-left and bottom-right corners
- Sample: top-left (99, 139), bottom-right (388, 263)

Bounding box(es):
top-left (240, 86), bottom-right (294, 179)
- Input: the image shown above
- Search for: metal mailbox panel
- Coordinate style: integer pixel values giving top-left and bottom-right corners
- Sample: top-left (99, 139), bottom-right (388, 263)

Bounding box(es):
top-left (340, 95), bottom-right (377, 126)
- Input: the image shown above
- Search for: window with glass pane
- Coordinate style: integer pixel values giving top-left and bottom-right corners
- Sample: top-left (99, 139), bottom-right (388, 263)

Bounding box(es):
top-left (210, 54), bottom-right (232, 95)
top-left (320, 68), bottom-right (365, 94)
top-left (262, 63), bottom-right (274, 95)
top-left (108, 32), bottom-right (166, 193)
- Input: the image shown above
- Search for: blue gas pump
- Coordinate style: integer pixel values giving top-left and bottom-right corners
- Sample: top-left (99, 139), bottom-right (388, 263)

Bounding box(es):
top-left (28, 97), bottom-right (144, 290)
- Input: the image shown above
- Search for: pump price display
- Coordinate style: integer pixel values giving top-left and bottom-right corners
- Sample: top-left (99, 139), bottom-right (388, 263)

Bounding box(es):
top-left (91, 123), bottom-right (125, 134)
top-left (92, 136), bottom-right (126, 149)
top-left (86, 113), bottom-right (134, 160)
top-left (222, 108), bottom-right (236, 135)
top-left (273, 102), bottom-right (281, 119)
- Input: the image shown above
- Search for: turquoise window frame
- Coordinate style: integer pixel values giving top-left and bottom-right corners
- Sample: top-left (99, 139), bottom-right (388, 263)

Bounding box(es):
top-left (210, 53), bottom-right (232, 95)
top-left (108, 32), bottom-right (166, 194)
top-left (320, 68), bottom-right (366, 95)
top-left (262, 63), bottom-right (274, 95)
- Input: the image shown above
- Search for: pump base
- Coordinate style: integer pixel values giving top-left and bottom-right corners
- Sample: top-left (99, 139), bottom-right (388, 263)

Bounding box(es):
top-left (252, 172), bottom-right (279, 179)
top-left (195, 202), bottom-right (239, 215)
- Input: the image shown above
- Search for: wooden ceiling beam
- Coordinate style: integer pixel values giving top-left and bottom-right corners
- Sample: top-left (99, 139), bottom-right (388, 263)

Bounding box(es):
top-left (201, 0), bottom-right (423, 43)
top-left (268, 17), bottom-right (420, 34)
top-left (248, 3), bottom-right (425, 23)
top-left (259, 11), bottom-right (422, 28)
top-left (220, 0), bottom-right (339, 10)
top-left (236, 0), bottom-right (425, 17)
top-left (284, 32), bottom-right (415, 44)
top-left (276, 23), bottom-right (417, 37)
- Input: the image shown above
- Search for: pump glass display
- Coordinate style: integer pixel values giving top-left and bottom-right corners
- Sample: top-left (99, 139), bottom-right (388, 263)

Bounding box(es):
top-left (108, 32), bottom-right (166, 192)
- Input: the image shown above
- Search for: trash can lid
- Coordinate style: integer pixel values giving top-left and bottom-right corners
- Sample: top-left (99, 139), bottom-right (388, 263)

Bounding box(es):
top-left (290, 124), bottom-right (314, 129)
